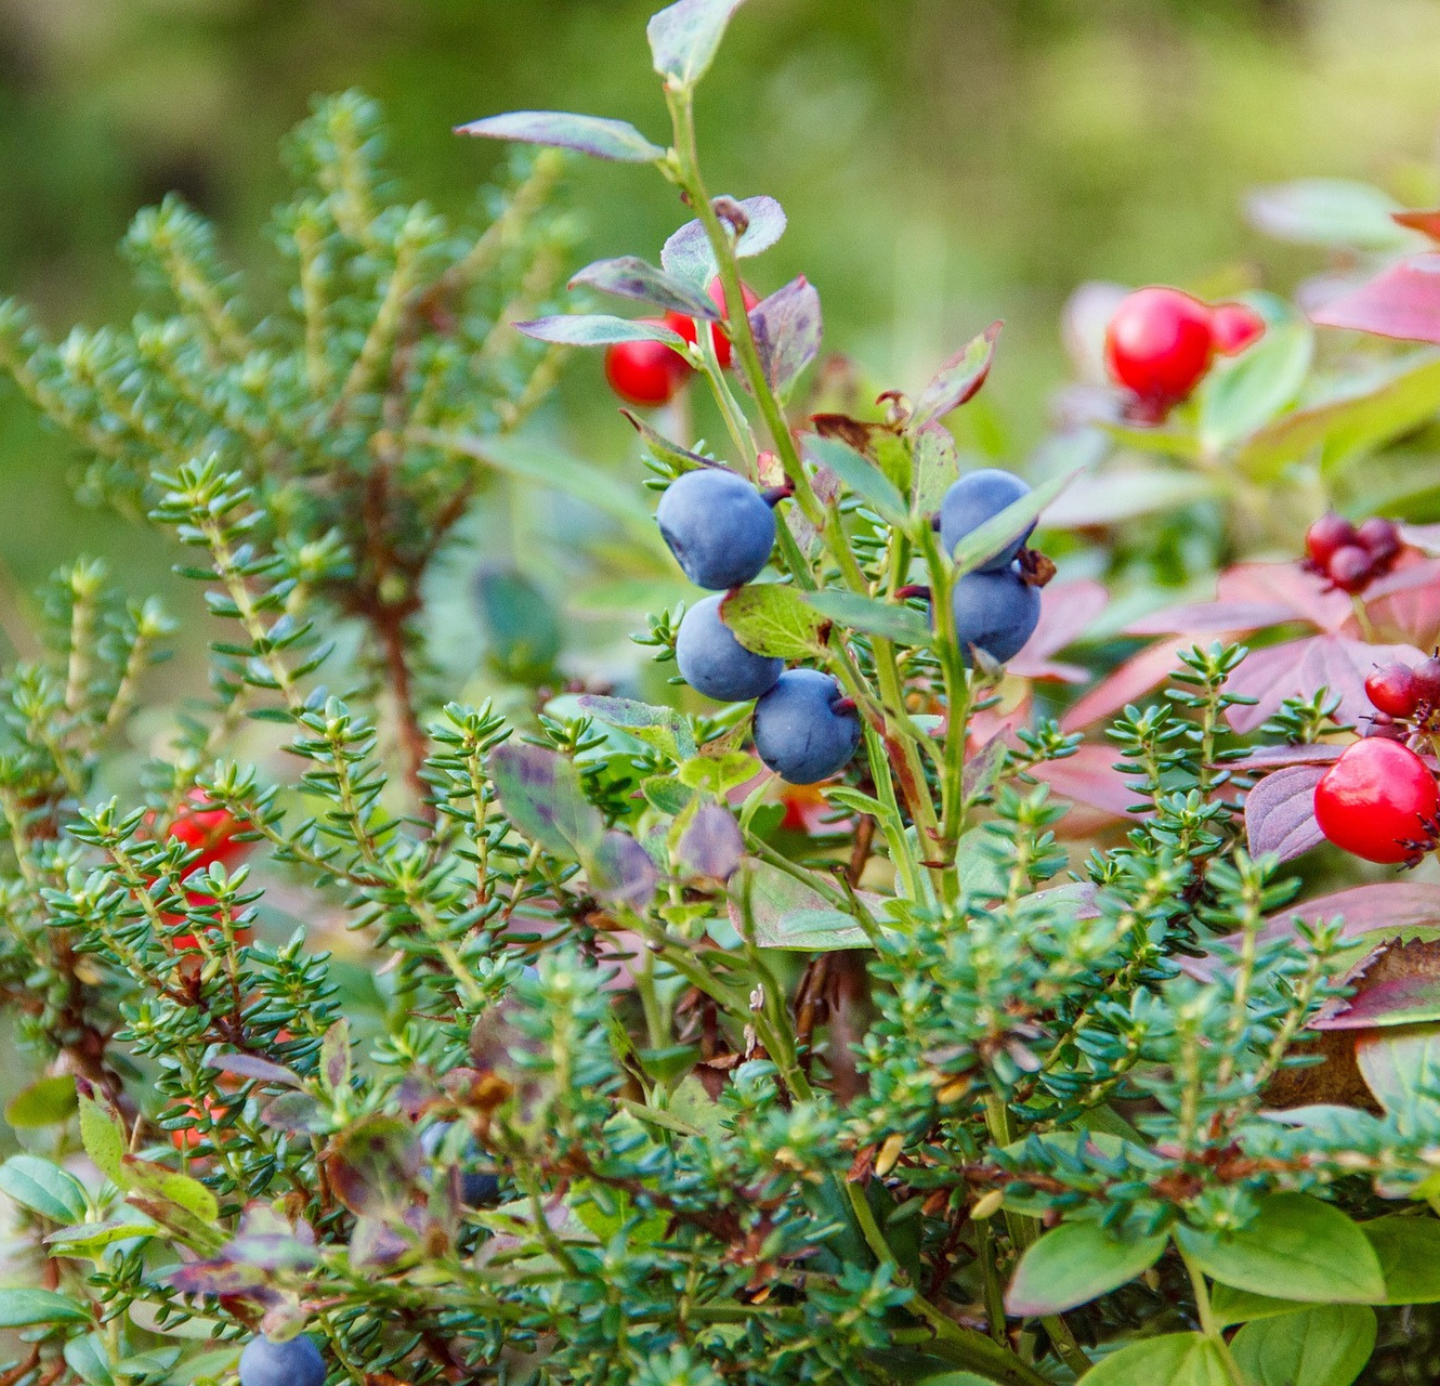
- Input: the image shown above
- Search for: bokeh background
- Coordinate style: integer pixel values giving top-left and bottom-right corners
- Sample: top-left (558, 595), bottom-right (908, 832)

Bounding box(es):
top-left (1, 0), bottom-right (1439, 601)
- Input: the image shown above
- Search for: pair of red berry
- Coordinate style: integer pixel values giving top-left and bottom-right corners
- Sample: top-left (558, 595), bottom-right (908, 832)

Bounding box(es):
top-left (1303, 512), bottom-right (1402, 594)
top-left (604, 278), bottom-right (760, 407)
top-left (1104, 287), bottom-right (1265, 418)
top-left (1364, 656), bottom-right (1440, 726)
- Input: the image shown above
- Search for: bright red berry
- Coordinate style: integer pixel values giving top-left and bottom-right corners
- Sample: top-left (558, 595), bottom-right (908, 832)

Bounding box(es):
top-left (1314, 739), bottom-right (1439, 864)
top-left (1356, 516), bottom-right (1401, 568)
top-left (663, 278), bottom-right (760, 370)
top-left (603, 320), bottom-right (690, 407)
top-left (1104, 287), bottom-right (1215, 408)
top-left (1210, 302), bottom-right (1266, 356)
top-left (1327, 544), bottom-right (1375, 593)
top-left (1366, 663), bottom-right (1420, 718)
top-left (167, 789), bottom-right (248, 872)
top-left (1304, 512), bottom-right (1358, 568)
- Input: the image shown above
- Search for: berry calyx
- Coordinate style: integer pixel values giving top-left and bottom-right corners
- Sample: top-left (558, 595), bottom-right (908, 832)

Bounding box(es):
top-left (1365, 662), bottom-right (1420, 719)
top-left (1210, 302), bottom-right (1266, 356)
top-left (603, 320), bottom-right (690, 407)
top-left (1304, 512), bottom-right (1358, 569)
top-left (656, 468), bottom-right (776, 590)
top-left (1104, 287), bottom-right (1215, 412)
top-left (238, 1334), bottom-right (326, 1386)
top-left (1314, 739), bottom-right (1439, 864)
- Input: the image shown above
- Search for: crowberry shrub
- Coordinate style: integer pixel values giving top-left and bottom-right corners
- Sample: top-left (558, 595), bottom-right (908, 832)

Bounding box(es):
top-left (2, 6), bottom-right (1440, 1386)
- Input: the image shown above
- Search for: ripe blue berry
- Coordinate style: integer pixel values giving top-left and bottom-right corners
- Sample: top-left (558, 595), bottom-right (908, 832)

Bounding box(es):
top-left (657, 469), bottom-right (776, 590)
top-left (239, 1335), bottom-right (325, 1386)
top-left (422, 1122), bottom-right (500, 1207)
top-left (950, 565), bottom-right (1040, 664)
top-left (675, 595), bottom-right (783, 702)
top-left (753, 669), bottom-right (861, 785)
top-left (939, 469), bottom-right (1034, 572)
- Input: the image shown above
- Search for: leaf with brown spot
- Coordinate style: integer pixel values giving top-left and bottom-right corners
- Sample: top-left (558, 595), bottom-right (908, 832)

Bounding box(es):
top-left (1314, 939), bottom-right (1440, 1030)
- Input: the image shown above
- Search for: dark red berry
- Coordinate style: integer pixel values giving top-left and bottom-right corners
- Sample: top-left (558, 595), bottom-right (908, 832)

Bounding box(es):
top-left (1366, 663), bottom-right (1420, 718)
top-left (1211, 302), bottom-right (1266, 356)
top-left (1304, 512), bottom-right (1358, 568)
top-left (604, 320), bottom-right (690, 407)
top-left (1356, 516), bottom-right (1401, 568)
top-left (663, 279), bottom-right (760, 370)
top-left (1314, 739), bottom-right (1439, 864)
top-left (1327, 544), bottom-right (1375, 593)
top-left (1414, 656), bottom-right (1440, 707)
top-left (1104, 287), bottom-right (1215, 409)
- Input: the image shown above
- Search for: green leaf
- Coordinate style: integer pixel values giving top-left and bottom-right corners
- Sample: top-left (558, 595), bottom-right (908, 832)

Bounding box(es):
top-left (1361, 1215), bottom-right (1440, 1303)
top-left (642, 776), bottom-right (696, 816)
top-left (720, 584), bottom-right (829, 660)
top-left (455, 110), bottom-right (665, 162)
top-left (0, 1287), bottom-right (91, 1327)
top-left (64, 1333), bottom-right (116, 1386)
top-left (45, 1216), bottom-right (158, 1261)
top-left (661, 195), bottom-right (787, 286)
top-left (730, 862), bottom-right (876, 950)
top-left (1005, 1220), bottom-right (1167, 1315)
top-left (5, 1075), bottom-right (78, 1128)
top-left (804, 591), bottom-right (932, 647)
top-left (514, 314), bottom-right (687, 347)
top-left (78, 1093), bottom-right (125, 1183)
top-left (804, 436), bottom-right (908, 524)
top-left (488, 742), bottom-right (604, 859)
top-left (1210, 1284), bottom-right (1307, 1327)
top-left (911, 423), bottom-right (959, 515)
top-left (578, 695), bottom-right (698, 761)
top-left (914, 1376), bottom-right (1000, 1386)
top-left (0, 1156), bottom-right (88, 1223)
top-left (1083, 1332), bottom-right (1230, 1386)
top-left (1355, 1022), bottom-right (1440, 1119)
top-left (1174, 1193), bottom-right (1385, 1303)
top-left (647, 0), bottom-right (747, 87)
top-left (1230, 1304), bottom-right (1376, 1386)
top-left (948, 465), bottom-right (1082, 576)
top-left (569, 256), bottom-right (718, 319)
top-left (1200, 320), bottom-right (1314, 452)
top-left (320, 1018), bottom-right (351, 1098)
top-left (119, 1156), bottom-right (219, 1224)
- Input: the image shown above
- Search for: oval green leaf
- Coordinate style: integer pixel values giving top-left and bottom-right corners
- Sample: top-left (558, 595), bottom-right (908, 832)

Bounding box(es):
top-left (720, 584), bottom-right (829, 660)
top-left (1005, 1220), bottom-right (1167, 1316)
top-left (1084, 1332), bottom-right (1230, 1386)
top-left (1230, 1304), bottom-right (1376, 1386)
top-left (0, 1287), bottom-right (91, 1327)
top-left (0, 1155), bottom-right (88, 1224)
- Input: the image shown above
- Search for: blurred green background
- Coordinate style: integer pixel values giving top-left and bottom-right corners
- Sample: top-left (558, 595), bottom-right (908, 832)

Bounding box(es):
top-left (1, 0), bottom-right (1439, 602)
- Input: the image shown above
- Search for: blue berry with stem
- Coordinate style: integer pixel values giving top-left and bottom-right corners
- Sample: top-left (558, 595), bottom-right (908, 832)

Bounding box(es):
top-left (939, 469), bottom-right (1033, 572)
top-left (422, 1122), bottom-right (500, 1207)
top-left (753, 669), bottom-right (861, 785)
top-left (950, 564), bottom-right (1040, 664)
top-left (675, 595), bottom-right (783, 702)
top-left (656, 468), bottom-right (776, 590)
top-left (238, 1335), bottom-right (326, 1386)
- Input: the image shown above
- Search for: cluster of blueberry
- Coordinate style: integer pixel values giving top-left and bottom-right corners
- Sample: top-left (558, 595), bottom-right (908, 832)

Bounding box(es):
top-left (1104, 286), bottom-right (1266, 419)
top-left (1303, 512), bottom-right (1403, 594)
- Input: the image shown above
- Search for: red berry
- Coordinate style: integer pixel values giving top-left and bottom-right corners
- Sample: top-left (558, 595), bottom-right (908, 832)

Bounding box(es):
top-left (1414, 656), bottom-right (1440, 707)
top-left (1327, 544), bottom-right (1374, 593)
top-left (603, 320), bottom-right (690, 407)
top-left (1314, 739), bottom-right (1439, 863)
top-left (1104, 287), bottom-right (1216, 407)
top-left (167, 789), bottom-right (248, 873)
top-left (1304, 512), bottom-right (1358, 568)
top-left (1210, 302), bottom-right (1266, 356)
top-left (1356, 516), bottom-right (1401, 568)
top-left (663, 278), bottom-right (760, 370)
top-left (1366, 663), bottom-right (1420, 718)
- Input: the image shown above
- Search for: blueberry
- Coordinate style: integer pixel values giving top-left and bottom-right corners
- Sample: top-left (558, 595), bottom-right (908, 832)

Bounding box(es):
top-left (950, 565), bottom-right (1040, 665)
top-left (656, 469), bottom-right (776, 590)
top-left (753, 669), bottom-right (861, 785)
top-left (422, 1122), bottom-right (500, 1207)
top-left (239, 1335), bottom-right (325, 1386)
top-left (939, 469), bottom-right (1033, 573)
top-left (675, 595), bottom-right (783, 702)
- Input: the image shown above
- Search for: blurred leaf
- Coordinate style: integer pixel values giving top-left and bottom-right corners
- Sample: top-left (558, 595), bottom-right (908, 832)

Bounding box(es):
top-left (730, 862), bottom-right (882, 950)
top-left (911, 423), bottom-right (959, 515)
top-left (621, 410), bottom-right (717, 471)
top-left (1005, 1220), bottom-right (1166, 1316)
top-left (804, 591), bottom-right (931, 646)
top-left (5, 1075), bottom-right (78, 1128)
top-left (1210, 1284), bottom-right (1307, 1327)
top-left (488, 743), bottom-right (604, 859)
top-left (64, 1333), bottom-right (115, 1386)
top-left (0, 1156), bottom-right (87, 1224)
top-left (1081, 1333), bottom-right (1229, 1386)
top-left (587, 831), bottom-right (659, 908)
top-left (1200, 321), bottom-right (1313, 452)
top-left (45, 1216), bottom-right (157, 1261)
top-left (205, 1054), bottom-right (301, 1088)
top-left (909, 322), bottom-right (1001, 432)
top-left (748, 276), bottom-right (822, 401)
top-left (1360, 1215), bottom-right (1440, 1303)
top-left (577, 694), bottom-right (697, 759)
top-left (1244, 764), bottom-right (1326, 863)
top-left (1312, 255), bottom-right (1440, 345)
top-left (321, 1019), bottom-right (352, 1097)
top-left (324, 1116), bottom-right (421, 1219)
top-left (1039, 465), bottom-right (1218, 529)
top-left (1231, 1304), bottom-right (1375, 1386)
top-left (642, 777), bottom-right (696, 815)
top-left (661, 195), bottom-right (787, 286)
top-left (119, 1158), bottom-right (218, 1225)
top-left (1174, 1193), bottom-right (1385, 1302)
top-left (475, 569), bottom-right (561, 684)
top-left (1246, 179), bottom-right (1410, 251)
top-left (647, 0), bottom-right (748, 87)
top-left (1356, 1022), bottom-right (1440, 1119)
top-left (803, 436), bottom-right (908, 524)
top-left (675, 802), bottom-right (743, 879)
top-left (456, 111), bottom-right (664, 162)
top-left (569, 256), bottom-right (717, 318)
top-left (0, 1288), bottom-right (91, 1327)
top-left (720, 584), bottom-right (829, 659)
top-left (677, 752), bottom-right (757, 794)
top-left (78, 1093), bottom-right (125, 1183)
top-left (260, 1091), bottom-right (329, 1136)
top-left (1315, 941), bottom-right (1440, 1030)
top-left (514, 314), bottom-right (685, 347)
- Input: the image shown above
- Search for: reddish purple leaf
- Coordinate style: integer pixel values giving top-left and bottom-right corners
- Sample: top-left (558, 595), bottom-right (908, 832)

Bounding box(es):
top-left (206, 1054), bottom-right (300, 1088)
top-left (590, 831), bottom-right (659, 909)
top-left (1244, 764), bottom-right (1327, 862)
top-left (1314, 940), bottom-right (1440, 1030)
top-left (1213, 882), bottom-right (1440, 961)
top-left (909, 321), bottom-right (1002, 431)
top-left (1230, 744), bottom-right (1345, 770)
top-left (1363, 559), bottom-right (1440, 652)
top-left (1062, 638), bottom-right (1194, 732)
top-left (1311, 254), bottom-right (1440, 343)
top-left (1217, 562), bottom-right (1356, 635)
top-left (1124, 600), bottom-right (1296, 638)
top-left (1009, 580), bottom-right (1108, 683)
top-left (748, 276), bottom-right (822, 399)
top-left (1027, 743), bottom-right (1141, 818)
top-left (676, 803), bottom-right (743, 881)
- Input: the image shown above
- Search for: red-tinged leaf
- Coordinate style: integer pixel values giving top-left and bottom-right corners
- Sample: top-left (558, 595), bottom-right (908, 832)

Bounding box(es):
top-left (1009, 580), bottom-right (1108, 683)
top-left (1363, 558), bottom-right (1440, 652)
top-left (1221, 882), bottom-right (1440, 958)
top-left (206, 1054), bottom-right (300, 1088)
top-left (675, 803), bottom-right (743, 881)
top-left (1061, 638), bottom-right (1195, 732)
top-left (1244, 765), bottom-right (1327, 862)
top-left (1217, 562), bottom-right (1356, 634)
top-left (1230, 744), bottom-right (1345, 771)
top-left (909, 322), bottom-right (1001, 431)
top-left (324, 1117), bottom-right (421, 1219)
top-left (1027, 743), bottom-right (1141, 819)
top-left (1394, 208), bottom-right (1440, 240)
top-left (1314, 939), bottom-right (1440, 1030)
top-left (1402, 522), bottom-right (1440, 555)
top-left (1124, 600), bottom-right (1296, 638)
top-left (748, 276), bottom-right (822, 401)
top-left (588, 831), bottom-right (659, 909)
top-left (1311, 254), bottom-right (1440, 344)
